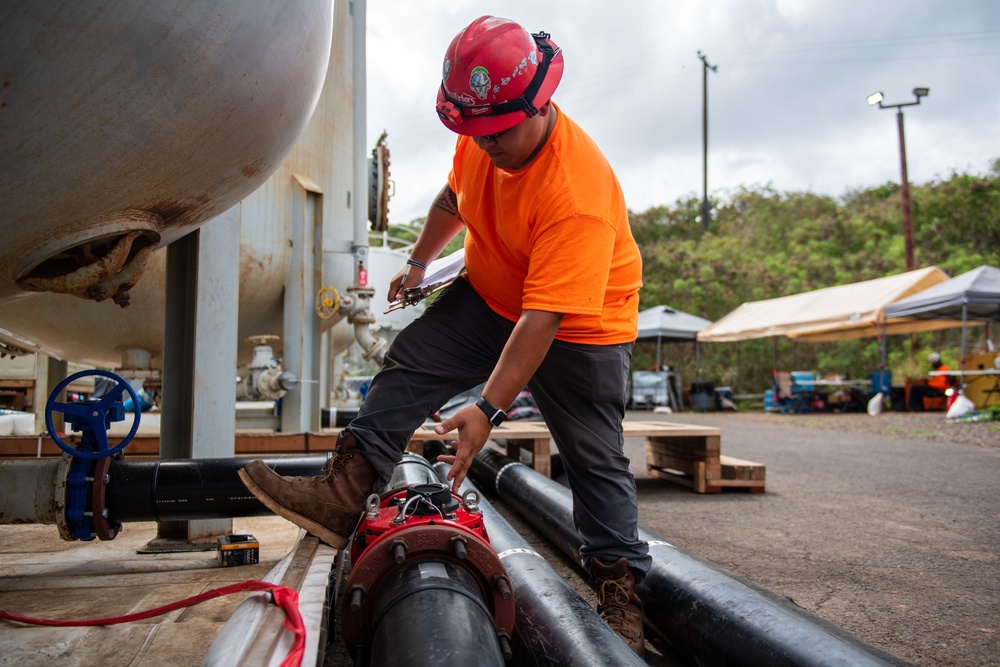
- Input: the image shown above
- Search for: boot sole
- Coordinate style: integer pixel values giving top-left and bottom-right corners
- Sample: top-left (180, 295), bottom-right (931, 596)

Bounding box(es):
top-left (238, 469), bottom-right (353, 550)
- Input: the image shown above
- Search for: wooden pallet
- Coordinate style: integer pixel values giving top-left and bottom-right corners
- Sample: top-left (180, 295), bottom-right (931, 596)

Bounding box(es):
top-left (399, 419), bottom-right (733, 484)
top-left (646, 436), bottom-right (766, 493)
top-left (397, 421), bottom-right (556, 478)
top-left (333, 420), bottom-right (739, 487)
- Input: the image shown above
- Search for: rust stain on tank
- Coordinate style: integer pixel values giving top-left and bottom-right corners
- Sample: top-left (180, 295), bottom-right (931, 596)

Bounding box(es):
top-left (148, 193), bottom-right (211, 224)
top-left (240, 156), bottom-right (268, 179)
top-left (238, 241), bottom-right (272, 294)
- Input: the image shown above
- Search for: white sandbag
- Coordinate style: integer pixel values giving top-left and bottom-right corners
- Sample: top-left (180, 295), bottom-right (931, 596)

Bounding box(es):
top-left (867, 392), bottom-right (884, 416)
top-left (0, 415), bottom-right (13, 436)
top-left (946, 394), bottom-right (975, 419)
top-left (11, 413), bottom-right (35, 435)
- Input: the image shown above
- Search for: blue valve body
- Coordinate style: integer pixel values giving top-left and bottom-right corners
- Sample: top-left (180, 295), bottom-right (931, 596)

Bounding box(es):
top-left (45, 370), bottom-right (141, 540)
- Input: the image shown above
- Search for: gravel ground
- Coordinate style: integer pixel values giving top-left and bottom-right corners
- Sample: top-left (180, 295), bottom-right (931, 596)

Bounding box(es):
top-left (633, 410), bottom-right (999, 665)
top-left (468, 409), bottom-right (1000, 667)
top-left (718, 409), bottom-right (1000, 451)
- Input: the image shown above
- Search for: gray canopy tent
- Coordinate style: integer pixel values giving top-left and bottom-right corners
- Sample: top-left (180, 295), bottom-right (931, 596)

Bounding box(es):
top-left (636, 305), bottom-right (713, 369)
top-left (632, 306), bottom-right (713, 411)
top-left (883, 265), bottom-right (999, 387)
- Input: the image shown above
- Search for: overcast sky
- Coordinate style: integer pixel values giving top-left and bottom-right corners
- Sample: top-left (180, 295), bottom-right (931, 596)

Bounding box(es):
top-left (364, 1), bottom-right (1000, 227)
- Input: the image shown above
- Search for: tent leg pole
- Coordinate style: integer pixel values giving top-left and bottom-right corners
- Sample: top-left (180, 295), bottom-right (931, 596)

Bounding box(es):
top-left (960, 303), bottom-right (968, 389)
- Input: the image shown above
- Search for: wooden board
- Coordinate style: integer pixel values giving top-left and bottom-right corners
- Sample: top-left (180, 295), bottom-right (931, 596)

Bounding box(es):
top-left (647, 451), bottom-right (766, 493)
top-left (0, 432), bottom-right (310, 458)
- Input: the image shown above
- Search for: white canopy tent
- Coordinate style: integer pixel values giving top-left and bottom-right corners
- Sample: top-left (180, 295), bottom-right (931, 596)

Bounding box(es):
top-left (696, 267), bottom-right (956, 343)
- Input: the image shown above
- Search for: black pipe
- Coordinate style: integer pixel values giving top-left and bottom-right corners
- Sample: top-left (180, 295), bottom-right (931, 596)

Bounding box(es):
top-left (470, 449), bottom-right (911, 667)
top-left (344, 453), bottom-right (506, 667)
top-left (433, 462), bottom-right (648, 667)
top-left (103, 452), bottom-right (445, 523)
top-left (106, 456), bottom-right (327, 522)
top-left (369, 559), bottom-right (506, 667)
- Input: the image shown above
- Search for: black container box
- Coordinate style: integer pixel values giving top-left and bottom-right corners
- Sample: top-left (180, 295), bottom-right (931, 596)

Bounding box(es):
top-left (218, 534), bottom-right (259, 567)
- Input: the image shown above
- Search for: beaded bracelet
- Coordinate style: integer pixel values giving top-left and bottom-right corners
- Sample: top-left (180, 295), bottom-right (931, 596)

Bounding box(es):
top-left (406, 258), bottom-right (428, 271)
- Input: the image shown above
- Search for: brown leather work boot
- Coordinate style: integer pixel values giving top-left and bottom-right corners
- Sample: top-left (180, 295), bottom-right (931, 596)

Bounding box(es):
top-left (590, 556), bottom-right (645, 656)
top-left (238, 432), bottom-right (379, 549)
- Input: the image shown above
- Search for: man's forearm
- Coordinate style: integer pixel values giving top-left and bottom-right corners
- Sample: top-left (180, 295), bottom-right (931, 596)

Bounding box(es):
top-left (410, 184), bottom-right (466, 265)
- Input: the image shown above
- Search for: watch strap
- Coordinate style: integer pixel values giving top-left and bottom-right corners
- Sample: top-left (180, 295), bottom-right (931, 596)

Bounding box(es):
top-left (475, 396), bottom-right (507, 427)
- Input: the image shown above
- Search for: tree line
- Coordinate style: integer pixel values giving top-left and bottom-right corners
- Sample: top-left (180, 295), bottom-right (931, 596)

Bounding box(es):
top-left (631, 159), bottom-right (999, 394)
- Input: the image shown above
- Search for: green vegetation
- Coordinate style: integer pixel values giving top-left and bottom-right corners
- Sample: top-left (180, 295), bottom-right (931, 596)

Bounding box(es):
top-left (632, 159), bottom-right (999, 393)
top-left (385, 159), bottom-right (999, 395)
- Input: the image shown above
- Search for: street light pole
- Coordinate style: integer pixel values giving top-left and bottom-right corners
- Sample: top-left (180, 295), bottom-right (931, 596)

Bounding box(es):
top-left (698, 51), bottom-right (717, 234)
top-left (867, 87), bottom-right (929, 272)
top-left (895, 108), bottom-right (913, 271)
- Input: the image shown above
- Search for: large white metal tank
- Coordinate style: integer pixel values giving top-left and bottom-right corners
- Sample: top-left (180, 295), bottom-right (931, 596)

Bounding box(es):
top-left (0, 0), bottom-right (334, 306)
top-left (0, 0), bottom-right (416, 369)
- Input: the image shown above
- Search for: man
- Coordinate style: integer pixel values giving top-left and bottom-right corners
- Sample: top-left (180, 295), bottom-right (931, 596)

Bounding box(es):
top-left (239, 16), bottom-right (649, 654)
top-left (908, 351), bottom-right (952, 410)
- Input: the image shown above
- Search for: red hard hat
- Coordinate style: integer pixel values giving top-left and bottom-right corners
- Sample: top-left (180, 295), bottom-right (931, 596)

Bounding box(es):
top-left (435, 16), bottom-right (564, 136)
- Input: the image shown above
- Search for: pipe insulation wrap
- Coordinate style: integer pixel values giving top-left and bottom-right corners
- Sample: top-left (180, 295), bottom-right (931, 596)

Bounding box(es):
top-left (469, 448), bottom-right (910, 667)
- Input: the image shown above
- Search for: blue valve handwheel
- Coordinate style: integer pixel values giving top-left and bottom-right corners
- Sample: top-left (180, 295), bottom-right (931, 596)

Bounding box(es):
top-left (45, 369), bottom-right (141, 459)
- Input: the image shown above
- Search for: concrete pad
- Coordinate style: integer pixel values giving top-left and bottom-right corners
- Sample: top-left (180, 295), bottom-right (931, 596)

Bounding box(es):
top-left (0, 517), bottom-right (300, 666)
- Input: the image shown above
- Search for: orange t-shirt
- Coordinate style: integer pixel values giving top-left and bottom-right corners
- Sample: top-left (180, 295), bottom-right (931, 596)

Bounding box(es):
top-left (447, 104), bottom-right (642, 345)
top-left (928, 364), bottom-right (951, 390)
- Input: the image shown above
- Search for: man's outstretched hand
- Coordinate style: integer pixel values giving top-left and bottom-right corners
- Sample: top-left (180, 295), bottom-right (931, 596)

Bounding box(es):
top-left (433, 404), bottom-right (493, 493)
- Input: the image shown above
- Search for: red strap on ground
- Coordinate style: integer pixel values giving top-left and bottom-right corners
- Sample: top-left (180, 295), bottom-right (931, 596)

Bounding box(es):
top-left (0, 579), bottom-right (304, 667)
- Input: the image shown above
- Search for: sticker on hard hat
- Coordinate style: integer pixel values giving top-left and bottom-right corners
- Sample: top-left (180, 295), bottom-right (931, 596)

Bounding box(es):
top-left (470, 66), bottom-right (491, 100)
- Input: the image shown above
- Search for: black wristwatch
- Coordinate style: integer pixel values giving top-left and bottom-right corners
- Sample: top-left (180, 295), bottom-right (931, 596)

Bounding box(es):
top-left (475, 396), bottom-right (507, 427)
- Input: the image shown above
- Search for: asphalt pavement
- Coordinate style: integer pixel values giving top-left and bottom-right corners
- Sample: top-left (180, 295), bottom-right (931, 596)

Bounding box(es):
top-left (552, 409), bottom-right (1000, 666)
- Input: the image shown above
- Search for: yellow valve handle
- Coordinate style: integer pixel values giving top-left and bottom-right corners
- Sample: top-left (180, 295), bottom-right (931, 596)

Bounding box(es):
top-left (316, 286), bottom-right (340, 319)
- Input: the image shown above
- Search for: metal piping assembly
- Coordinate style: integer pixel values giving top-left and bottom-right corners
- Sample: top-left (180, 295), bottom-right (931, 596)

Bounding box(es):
top-left (469, 448), bottom-right (910, 667)
top-left (342, 454), bottom-right (514, 666)
top-left (344, 284), bottom-right (387, 367)
top-left (0, 416), bottom-right (518, 667)
top-left (237, 335), bottom-right (299, 401)
top-left (0, 453), bottom-right (327, 532)
top-left (433, 462), bottom-right (648, 666)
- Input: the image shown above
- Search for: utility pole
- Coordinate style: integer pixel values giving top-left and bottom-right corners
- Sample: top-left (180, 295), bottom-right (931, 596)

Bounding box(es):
top-left (698, 51), bottom-right (717, 233)
top-left (867, 88), bottom-right (929, 272)
top-left (896, 109), bottom-right (914, 271)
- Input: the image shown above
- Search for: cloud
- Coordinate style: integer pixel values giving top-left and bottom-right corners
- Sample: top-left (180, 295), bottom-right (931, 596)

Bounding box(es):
top-left (367, 1), bottom-right (1000, 225)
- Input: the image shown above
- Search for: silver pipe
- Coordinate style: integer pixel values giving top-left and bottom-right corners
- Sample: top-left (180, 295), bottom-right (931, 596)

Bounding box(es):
top-left (0, 458), bottom-right (67, 525)
top-left (351, 0), bottom-right (368, 250)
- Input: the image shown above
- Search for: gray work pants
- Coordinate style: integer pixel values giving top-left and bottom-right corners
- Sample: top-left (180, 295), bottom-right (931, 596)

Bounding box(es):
top-left (346, 278), bottom-right (650, 577)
